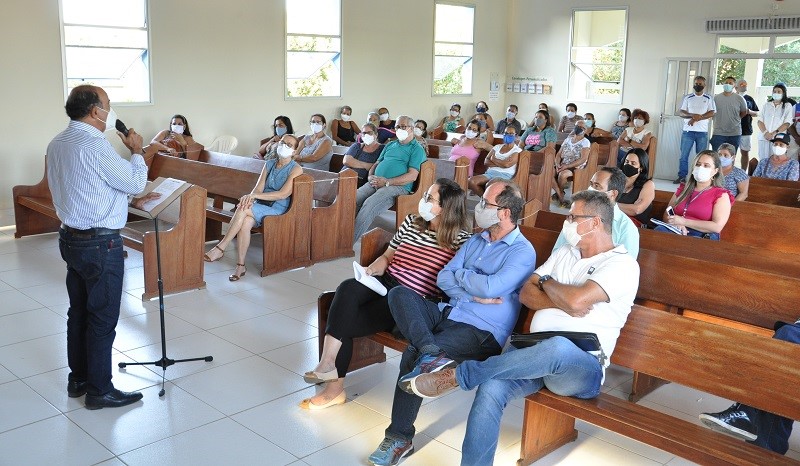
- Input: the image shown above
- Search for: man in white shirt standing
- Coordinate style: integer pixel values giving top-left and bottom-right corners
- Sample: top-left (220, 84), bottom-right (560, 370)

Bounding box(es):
top-left (404, 190), bottom-right (640, 466)
top-left (676, 76), bottom-right (716, 183)
top-left (48, 85), bottom-right (157, 410)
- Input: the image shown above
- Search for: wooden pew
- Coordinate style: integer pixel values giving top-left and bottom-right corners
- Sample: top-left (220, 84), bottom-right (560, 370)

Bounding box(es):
top-left (570, 142), bottom-right (600, 193)
top-left (519, 305), bottom-right (800, 466)
top-left (305, 168), bottom-right (358, 262)
top-left (745, 177), bottom-right (800, 207)
top-left (393, 160), bottom-right (435, 230)
top-left (149, 153), bottom-right (315, 276)
top-left (330, 144), bottom-right (349, 173)
top-left (527, 147), bottom-right (556, 212)
top-left (606, 135), bottom-right (658, 179)
top-left (13, 156), bottom-right (208, 299)
top-left (430, 156), bottom-right (469, 191)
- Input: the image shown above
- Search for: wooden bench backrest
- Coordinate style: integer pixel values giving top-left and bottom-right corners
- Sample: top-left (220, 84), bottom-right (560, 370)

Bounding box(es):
top-left (431, 157), bottom-right (469, 191)
top-left (646, 136), bottom-right (657, 179)
top-left (746, 181), bottom-right (800, 207)
top-left (329, 145), bottom-right (350, 173)
top-left (750, 176), bottom-right (800, 190)
top-left (512, 150), bottom-right (532, 200)
top-left (303, 167), bottom-right (341, 205)
top-left (198, 150), bottom-right (263, 173)
top-left (571, 142), bottom-right (600, 193)
top-left (150, 153), bottom-right (260, 200)
top-left (527, 147), bottom-right (556, 212)
top-left (613, 305), bottom-right (800, 422)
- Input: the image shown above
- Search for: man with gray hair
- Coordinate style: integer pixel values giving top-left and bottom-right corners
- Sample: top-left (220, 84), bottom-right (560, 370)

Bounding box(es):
top-left (405, 190), bottom-right (640, 466)
top-left (353, 115), bottom-right (426, 242)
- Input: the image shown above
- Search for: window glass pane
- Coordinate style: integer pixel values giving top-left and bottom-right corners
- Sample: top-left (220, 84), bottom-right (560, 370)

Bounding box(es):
top-left (433, 57), bottom-right (472, 95)
top-left (65, 47), bottom-right (149, 103)
top-left (763, 59), bottom-right (800, 87)
top-left (775, 36), bottom-right (800, 53)
top-left (286, 0), bottom-right (340, 35)
top-left (569, 9), bottom-right (627, 104)
top-left (64, 26), bottom-right (148, 48)
top-left (718, 36), bottom-right (770, 54)
top-left (62, 0), bottom-right (146, 27)
top-left (434, 4), bottom-right (474, 43)
top-left (571, 10), bottom-right (625, 47)
top-left (435, 43), bottom-right (473, 57)
top-left (287, 35), bottom-right (340, 53)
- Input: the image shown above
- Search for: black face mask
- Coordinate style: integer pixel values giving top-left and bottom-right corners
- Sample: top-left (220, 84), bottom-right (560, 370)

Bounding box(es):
top-left (622, 163), bottom-right (640, 177)
top-left (693, 84), bottom-right (704, 93)
top-left (573, 126), bottom-right (584, 135)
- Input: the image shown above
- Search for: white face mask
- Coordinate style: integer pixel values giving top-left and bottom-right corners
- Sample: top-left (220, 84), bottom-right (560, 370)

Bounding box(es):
top-left (171, 124), bottom-right (185, 134)
top-left (310, 123), bottom-right (324, 134)
top-left (692, 166), bottom-right (714, 182)
top-left (465, 129), bottom-right (478, 139)
top-left (773, 145), bottom-right (788, 156)
top-left (633, 119), bottom-right (645, 128)
top-left (361, 133), bottom-right (376, 145)
top-left (396, 129), bottom-right (410, 141)
top-left (474, 203), bottom-right (500, 229)
top-left (95, 106), bottom-right (117, 132)
top-left (773, 93), bottom-right (783, 102)
top-left (561, 219), bottom-right (592, 248)
top-left (450, 110), bottom-right (459, 117)
top-left (277, 143), bottom-right (294, 158)
top-left (506, 111), bottom-right (516, 119)
top-left (618, 114), bottom-right (627, 122)
top-left (340, 113), bottom-right (351, 121)
top-left (413, 127), bottom-right (424, 137)
top-left (566, 111), bottom-right (576, 119)
top-left (379, 113), bottom-right (390, 122)
top-left (418, 198), bottom-right (437, 221)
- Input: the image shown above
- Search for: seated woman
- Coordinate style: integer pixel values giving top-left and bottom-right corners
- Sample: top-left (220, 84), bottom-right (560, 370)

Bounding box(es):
top-left (367, 112), bottom-right (396, 143)
top-left (610, 108), bottom-right (631, 140)
top-left (295, 114), bottom-right (334, 171)
top-left (539, 103), bottom-right (556, 127)
top-left (657, 150), bottom-right (733, 240)
top-left (467, 101), bottom-right (495, 132)
top-left (254, 116), bottom-right (293, 160)
top-left (718, 143), bottom-right (749, 201)
top-left (331, 105), bottom-right (359, 146)
top-left (300, 178), bottom-right (470, 409)
top-left (434, 103), bottom-right (466, 135)
top-left (582, 112), bottom-right (612, 141)
top-left (203, 134), bottom-right (303, 279)
top-left (413, 119), bottom-right (430, 155)
top-left (616, 108), bottom-right (652, 166)
top-left (519, 110), bottom-right (557, 152)
top-left (151, 114), bottom-right (202, 160)
top-left (557, 102), bottom-right (583, 133)
top-left (377, 107), bottom-right (396, 130)
top-left (343, 123), bottom-right (384, 187)
top-left (449, 119), bottom-right (491, 177)
top-left (617, 148), bottom-right (655, 227)
top-left (468, 125), bottom-right (522, 196)
top-left (552, 125), bottom-right (591, 207)
top-left (473, 113), bottom-right (492, 141)
top-left (753, 132), bottom-right (800, 181)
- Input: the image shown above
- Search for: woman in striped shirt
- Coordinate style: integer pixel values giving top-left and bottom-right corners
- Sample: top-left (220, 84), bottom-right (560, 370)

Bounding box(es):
top-left (300, 178), bottom-right (471, 410)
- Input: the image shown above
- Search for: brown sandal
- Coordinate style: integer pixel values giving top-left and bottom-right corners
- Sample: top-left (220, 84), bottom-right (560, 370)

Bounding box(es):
top-left (229, 263), bottom-right (246, 281)
top-left (204, 244), bottom-right (224, 262)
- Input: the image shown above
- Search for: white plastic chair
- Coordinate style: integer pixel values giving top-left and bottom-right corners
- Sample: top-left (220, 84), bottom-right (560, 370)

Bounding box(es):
top-left (208, 135), bottom-right (238, 154)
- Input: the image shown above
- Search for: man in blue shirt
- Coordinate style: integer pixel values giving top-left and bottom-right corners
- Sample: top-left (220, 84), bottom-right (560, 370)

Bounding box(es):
top-left (366, 179), bottom-right (536, 466)
top-left (48, 85), bottom-right (157, 410)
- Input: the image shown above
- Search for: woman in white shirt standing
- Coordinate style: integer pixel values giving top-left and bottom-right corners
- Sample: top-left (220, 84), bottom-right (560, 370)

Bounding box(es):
top-left (756, 83), bottom-right (793, 167)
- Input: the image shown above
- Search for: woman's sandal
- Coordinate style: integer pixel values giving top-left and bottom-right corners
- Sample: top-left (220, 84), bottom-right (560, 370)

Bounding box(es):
top-left (203, 244), bottom-right (224, 262)
top-left (229, 263), bottom-right (247, 282)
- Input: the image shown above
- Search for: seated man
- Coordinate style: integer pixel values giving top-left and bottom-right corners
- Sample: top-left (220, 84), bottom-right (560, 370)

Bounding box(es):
top-left (353, 115), bottom-right (426, 243)
top-left (367, 179), bottom-right (536, 466)
top-left (552, 166), bottom-right (640, 258)
top-left (405, 190), bottom-right (640, 466)
top-left (700, 319), bottom-right (800, 455)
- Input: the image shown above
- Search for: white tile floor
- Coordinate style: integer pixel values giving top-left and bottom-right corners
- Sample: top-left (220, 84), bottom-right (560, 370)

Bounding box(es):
top-left (0, 206), bottom-right (798, 466)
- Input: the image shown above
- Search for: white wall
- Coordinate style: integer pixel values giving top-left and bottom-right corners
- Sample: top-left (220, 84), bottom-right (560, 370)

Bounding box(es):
top-left (0, 0), bottom-right (508, 208)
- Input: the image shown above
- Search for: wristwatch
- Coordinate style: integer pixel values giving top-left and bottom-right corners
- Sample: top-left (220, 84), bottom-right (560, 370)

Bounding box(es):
top-left (385, 180), bottom-right (390, 188)
top-left (538, 274), bottom-right (552, 291)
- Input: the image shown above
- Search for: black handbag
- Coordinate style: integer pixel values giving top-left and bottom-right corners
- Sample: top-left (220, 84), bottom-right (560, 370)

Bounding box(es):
top-left (510, 331), bottom-right (606, 364)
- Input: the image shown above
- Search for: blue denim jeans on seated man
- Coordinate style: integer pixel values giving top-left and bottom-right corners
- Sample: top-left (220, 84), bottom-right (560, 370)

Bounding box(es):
top-left (741, 322), bottom-right (800, 454)
top-left (58, 230), bottom-right (125, 396)
top-left (457, 337), bottom-right (603, 466)
top-left (679, 130), bottom-right (709, 179)
top-left (709, 134), bottom-right (741, 154)
top-left (385, 286), bottom-right (502, 443)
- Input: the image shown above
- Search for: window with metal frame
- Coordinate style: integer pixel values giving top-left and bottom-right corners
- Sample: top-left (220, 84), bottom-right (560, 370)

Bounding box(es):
top-left (568, 8), bottom-right (628, 104)
top-left (285, 0), bottom-right (341, 98)
top-left (433, 3), bottom-right (474, 96)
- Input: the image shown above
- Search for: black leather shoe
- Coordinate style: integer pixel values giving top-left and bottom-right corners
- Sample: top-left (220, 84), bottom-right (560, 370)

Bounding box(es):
top-left (67, 380), bottom-right (88, 398)
top-left (85, 388), bottom-right (143, 410)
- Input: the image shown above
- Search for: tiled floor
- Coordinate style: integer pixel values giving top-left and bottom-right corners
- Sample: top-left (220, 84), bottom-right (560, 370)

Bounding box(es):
top-left (0, 204), bottom-right (797, 466)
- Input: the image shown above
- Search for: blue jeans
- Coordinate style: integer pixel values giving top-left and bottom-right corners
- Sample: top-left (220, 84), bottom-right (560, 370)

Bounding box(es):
top-left (58, 230), bottom-right (125, 396)
top-left (709, 134), bottom-right (740, 154)
top-left (458, 337), bottom-right (603, 466)
top-left (385, 286), bottom-right (501, 442)
top-left (741, 322), bottom-right (800, 454)
top-left (679, 130), bottom-right (709, 178)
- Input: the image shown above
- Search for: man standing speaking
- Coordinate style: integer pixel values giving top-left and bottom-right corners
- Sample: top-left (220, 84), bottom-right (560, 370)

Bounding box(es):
top-left (47, 84), bottom-right (156, 409)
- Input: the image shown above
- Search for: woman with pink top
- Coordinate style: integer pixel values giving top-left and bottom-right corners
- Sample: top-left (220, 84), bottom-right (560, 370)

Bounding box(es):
top-left (449, 119), bottom-right (492, 176)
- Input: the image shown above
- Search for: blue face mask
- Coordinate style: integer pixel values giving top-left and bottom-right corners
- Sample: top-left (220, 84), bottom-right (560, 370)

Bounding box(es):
top-left (275, 126), bottom-right (287, 136)
top-left (503, 134), bottom-right (516, 144)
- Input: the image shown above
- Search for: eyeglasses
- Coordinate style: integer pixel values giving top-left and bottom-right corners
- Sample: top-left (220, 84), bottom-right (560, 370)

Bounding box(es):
top-left (396, 125), bottom-right (413, 130)
top-left (422, 193), bottom-right (439, 204)
top-left (566, 214), bottom-right (596, 223)
top-left (479, 198), bottom-right (506, 210)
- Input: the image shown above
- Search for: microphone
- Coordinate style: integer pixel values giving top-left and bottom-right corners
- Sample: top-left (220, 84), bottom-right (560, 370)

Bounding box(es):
top-left (115, 119), bottom-right (130, 137)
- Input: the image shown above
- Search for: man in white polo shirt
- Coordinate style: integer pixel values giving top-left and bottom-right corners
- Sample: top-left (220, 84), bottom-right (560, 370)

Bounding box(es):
top-left (676, 75), bottom-right (716, 183)
top-left (404, 190), bottom-right (640, 466)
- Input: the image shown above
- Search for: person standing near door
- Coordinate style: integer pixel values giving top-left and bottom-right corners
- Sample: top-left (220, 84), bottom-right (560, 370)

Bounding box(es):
top-left (736, 79), bottom-right (759, 170)
top-left (676, 76), bottom-right (716, 184)
top-left (710, 76), bottom-right (747, 155)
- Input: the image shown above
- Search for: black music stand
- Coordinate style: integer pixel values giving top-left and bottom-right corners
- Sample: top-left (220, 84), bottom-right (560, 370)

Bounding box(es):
top-left (119, 186), bottom-right (212, 397)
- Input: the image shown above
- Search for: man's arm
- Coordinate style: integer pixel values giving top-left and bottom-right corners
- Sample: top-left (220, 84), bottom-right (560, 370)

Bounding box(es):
top-left (453, 242), bottom-right (535, 298)
top-left (539, 275), bottom-right (609, 317)
top-left (437, 239), bottom-right (475, 301)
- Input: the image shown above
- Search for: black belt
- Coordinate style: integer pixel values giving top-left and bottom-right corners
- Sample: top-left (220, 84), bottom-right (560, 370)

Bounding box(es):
top-left (61, 224), bottom-right (120, 238)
